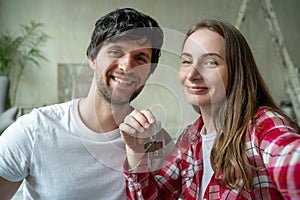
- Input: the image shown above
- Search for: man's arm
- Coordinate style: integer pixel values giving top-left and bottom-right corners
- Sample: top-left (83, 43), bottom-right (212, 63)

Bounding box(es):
top-left (0, 176), bottom-right (22, 199)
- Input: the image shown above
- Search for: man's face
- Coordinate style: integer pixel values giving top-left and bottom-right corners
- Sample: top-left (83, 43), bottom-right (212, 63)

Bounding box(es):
top-left (90, 37), bottom-right (153, 105)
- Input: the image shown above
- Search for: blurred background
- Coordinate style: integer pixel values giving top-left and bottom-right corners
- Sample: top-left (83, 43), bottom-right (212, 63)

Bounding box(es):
top-left (0, 0), bottom-right (299, 139)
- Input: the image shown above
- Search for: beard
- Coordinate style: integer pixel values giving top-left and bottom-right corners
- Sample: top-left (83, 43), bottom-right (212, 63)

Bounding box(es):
top-left (96, 75), bottom-right (143, 105)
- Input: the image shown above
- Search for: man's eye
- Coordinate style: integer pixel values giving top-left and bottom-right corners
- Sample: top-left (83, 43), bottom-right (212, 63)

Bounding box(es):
top-left (136, 56), bottom-right (147, 63)
top-left (108, 50), bottom-right (123, 57)
top-left (135, 54), bottom-right (151, 64)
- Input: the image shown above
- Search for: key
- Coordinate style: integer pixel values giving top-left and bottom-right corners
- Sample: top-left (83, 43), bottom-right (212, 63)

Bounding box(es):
top-left (144, 141), bottom-right (163, 167)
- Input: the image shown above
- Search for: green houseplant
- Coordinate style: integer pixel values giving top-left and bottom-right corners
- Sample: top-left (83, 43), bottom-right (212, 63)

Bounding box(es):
top-left (0, 21), bottom-right (50, 107)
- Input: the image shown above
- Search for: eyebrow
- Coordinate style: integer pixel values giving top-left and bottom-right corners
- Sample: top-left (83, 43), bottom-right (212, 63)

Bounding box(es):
top-left (107, 44), bottom-right (122, 49)
top-left (181, 52), bottom-right (224, 60)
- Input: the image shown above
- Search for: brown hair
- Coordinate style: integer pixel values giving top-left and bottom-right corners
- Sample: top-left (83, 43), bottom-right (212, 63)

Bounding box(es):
top-left (185, 18), bottom-right (300, 190)
top-left (86, 8), bottom-right (163, 74)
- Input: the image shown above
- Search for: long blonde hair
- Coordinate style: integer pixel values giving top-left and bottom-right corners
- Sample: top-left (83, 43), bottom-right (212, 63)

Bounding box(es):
top-left (185, 18), bottom-right (300, 190)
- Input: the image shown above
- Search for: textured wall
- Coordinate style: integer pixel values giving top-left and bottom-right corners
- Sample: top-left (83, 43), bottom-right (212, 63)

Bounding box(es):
top-left (0, 0), bottom-right (299, 136)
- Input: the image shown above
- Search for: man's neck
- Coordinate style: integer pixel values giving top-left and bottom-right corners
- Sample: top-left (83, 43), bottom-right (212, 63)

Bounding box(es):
top-left (78, 96), bottom-right (130, 133)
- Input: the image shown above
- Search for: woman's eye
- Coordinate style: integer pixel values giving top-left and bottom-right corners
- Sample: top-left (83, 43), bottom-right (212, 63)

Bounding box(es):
top-left (203, 60), bottom-right (217, 68)
top-left (181, 59), bottom-right (192, 65)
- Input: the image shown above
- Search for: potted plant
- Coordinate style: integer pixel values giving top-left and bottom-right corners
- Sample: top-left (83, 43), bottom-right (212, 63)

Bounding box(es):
top-left (0, 21), bottom-right (50, 107)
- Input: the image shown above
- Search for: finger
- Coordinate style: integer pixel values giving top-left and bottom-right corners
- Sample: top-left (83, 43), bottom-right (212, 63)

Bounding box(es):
top-left (120, 122), bottom-right (150, 141)
top-left (119, 124), bottom-right (147, 150)
top-left (124, 113), bottom-right (146, 133)
top-left (140, 109), bottom-right (155, 127)
top-left (130, 109), bottom-right (151, 130)
top-left (119, 122), bottom-right (136, 135)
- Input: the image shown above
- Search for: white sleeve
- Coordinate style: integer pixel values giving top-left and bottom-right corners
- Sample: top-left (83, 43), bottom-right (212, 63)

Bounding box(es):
top-left (0, 112), bottom-right (36, 182)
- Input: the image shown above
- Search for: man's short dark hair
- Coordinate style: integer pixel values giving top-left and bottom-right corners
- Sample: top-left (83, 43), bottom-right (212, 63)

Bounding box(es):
top-left (86, 8), bottom-right (164, 73)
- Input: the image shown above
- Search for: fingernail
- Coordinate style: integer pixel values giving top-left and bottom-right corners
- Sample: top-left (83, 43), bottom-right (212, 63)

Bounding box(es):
top-left (139, 127), bottom-right (145, 132)
top-left (144, 122), bottom-right (150, 128)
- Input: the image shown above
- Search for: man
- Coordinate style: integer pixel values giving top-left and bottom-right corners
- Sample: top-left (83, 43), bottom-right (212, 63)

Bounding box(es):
top-left (0, 8), bottom-right (173, 199)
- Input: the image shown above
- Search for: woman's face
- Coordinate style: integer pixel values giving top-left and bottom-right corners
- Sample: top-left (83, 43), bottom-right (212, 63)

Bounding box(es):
top-left (178, 28), bottom-right (228, 110)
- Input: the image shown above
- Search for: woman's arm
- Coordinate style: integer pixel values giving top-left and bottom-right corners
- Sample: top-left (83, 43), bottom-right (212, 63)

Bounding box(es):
top-left (120, 108), bottom-right (184, 199)
top-left (256, 111), bottom-right (300, 198)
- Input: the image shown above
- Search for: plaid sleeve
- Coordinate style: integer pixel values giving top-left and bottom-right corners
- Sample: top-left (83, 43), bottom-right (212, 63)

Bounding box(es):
top-left (255, 110), bottom-right (300, 199)
top-left (123, 131), bottom-right (191, 200)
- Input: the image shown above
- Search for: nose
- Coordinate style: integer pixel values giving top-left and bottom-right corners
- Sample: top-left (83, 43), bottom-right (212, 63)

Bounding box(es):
top-left (118, 53), bottom-right (136, 73)
top-left (186, 65), bottom-right (203, 81)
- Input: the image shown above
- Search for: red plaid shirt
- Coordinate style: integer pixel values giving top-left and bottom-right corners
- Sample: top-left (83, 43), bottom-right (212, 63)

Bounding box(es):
top-left (124, 107), bottom-right (300, 199)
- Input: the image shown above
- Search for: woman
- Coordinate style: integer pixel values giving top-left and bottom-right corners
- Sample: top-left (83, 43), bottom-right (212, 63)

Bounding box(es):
top-left (120, 18), bottom-right (300, 199)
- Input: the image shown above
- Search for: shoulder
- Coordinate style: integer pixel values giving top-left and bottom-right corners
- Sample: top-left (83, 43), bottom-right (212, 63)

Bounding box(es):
top-left (253, 106), bottom-right (295, 131)
top-left (249, 106), bottom-right (300, 144)
top-left (34, 100), bottom-right (75, 120)
top-left (11, 100), bottom-right (76, 131)
top-left (177, 116), bottom-right (202, 145)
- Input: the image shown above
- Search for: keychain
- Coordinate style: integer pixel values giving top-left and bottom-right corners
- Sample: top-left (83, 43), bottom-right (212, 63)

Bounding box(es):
top-left (143, 121), bottom-right (163, 167)
top-left (144, 140), bottom-right (163, 167)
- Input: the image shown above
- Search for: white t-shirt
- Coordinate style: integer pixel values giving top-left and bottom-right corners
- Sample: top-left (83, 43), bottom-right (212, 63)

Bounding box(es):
top-left (199, 127), bottom-right (217, 200)
top-left (0, 99), bottom-right (173, 199)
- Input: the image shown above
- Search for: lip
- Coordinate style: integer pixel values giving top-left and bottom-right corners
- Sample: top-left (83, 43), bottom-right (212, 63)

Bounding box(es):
top-left (185, 85), bottom-right (209, 94)
top-left (111, 74), bottom-right (136, 87)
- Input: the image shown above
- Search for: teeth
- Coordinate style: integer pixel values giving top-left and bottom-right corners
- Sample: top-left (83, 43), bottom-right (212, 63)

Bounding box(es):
top-left (115, 77), bottom-right (132, 84)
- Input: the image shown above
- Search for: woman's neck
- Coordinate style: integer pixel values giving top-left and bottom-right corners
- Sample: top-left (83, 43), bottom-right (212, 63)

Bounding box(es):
top-left (199, 106), bottom-right (220, 134)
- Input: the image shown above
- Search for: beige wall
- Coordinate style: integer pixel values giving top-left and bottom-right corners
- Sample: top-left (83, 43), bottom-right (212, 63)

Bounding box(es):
top-left (1, 0), bottom-right (299, 137)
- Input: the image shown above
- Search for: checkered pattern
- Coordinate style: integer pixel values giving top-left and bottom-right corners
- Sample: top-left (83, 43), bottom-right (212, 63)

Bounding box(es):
top-left (124, 107), bottom-right (300, 199)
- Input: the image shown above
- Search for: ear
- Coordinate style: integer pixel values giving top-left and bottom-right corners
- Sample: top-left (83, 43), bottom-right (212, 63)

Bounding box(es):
top-left (88, 57), bottom-right (96, 71)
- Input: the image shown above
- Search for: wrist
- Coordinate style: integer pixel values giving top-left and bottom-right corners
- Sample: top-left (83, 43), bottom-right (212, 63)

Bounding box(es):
top-left (125, 143), bottom-right (145, 154)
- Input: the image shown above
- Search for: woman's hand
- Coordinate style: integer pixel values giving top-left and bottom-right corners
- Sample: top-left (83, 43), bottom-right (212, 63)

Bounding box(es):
top-left (120, 109), bottom-right (157, 151)
top-left (120, 109), bottom-right (157, 168)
